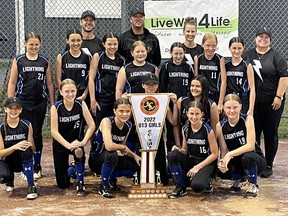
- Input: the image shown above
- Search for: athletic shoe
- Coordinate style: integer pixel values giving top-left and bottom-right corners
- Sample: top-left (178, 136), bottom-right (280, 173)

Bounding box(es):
top-left (109, 178), bottom-right (121, 191)
top-left (5, 181), bottom-right (14, 192)
top-left (230, 177), bottom-right (248, 192)
top-left (33, 164), bottom-right (42, 180)
top-left (203, 181), bottom-right (214, 194)
top-left (76, 181), bottom-right (86, 197)
top-left (99, 184), bottom-right (114, 198)
top-left (20, 172), bottom-right (27, 181)
top-left (245, 183), bottom-right (258, 198)
top-left (169, 185), bottom-right (187, 199)
top-left (27, 185), bottom-right (37, 200)
top-left (260, 166), bottom-right (273, 178)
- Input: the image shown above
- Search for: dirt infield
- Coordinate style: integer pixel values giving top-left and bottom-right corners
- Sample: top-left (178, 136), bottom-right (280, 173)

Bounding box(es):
top-left (1, 139), bottom-right (288, 216)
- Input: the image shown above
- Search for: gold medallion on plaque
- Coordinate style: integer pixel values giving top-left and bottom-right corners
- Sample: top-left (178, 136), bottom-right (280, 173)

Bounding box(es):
top-left (140, 96), bottom-right (159, 115)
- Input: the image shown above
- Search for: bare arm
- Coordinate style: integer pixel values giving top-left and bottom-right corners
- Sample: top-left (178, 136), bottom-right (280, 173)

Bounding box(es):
top-left (55, 54), bottom-right (62, 90)
top-left (218, 57), bottom-right (227, 112)
top-left (7, 58), bottom-right (18, 97)
top-left (88, 53), bottom-right (101, 115)
top-left (115, 66), bottom-right (127, 99)
top-left (46, 61), bottom-right (55, 106)
top-left (166, 93), bottom-right (178, 126)
top-left (210, 102), bottom-right (219, 134)
top-left (193, 56), bottom-right (198, 76)
top-left (272, 77), bottom-right (288, 110)
top-left (80, 101), bottom-right (96, 145)
top-left (247, 64), bottom-right (255, 116)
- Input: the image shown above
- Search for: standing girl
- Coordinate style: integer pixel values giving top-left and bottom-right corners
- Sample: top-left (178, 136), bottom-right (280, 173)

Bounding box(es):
top-left (168, 100), bottom-right (218, 198)
top-left (182, 17), bottom-right (203, 66)
top-left (51, 79), bottom-right (95, 196)
top-left (115, 40), bottom-right (159, 99)
top-left (8, 32), bottom-right (55, 179)
top-left (0, 97), bottom-right (37, 200)
top-left (88, 33), bottom-right (125, 127)
top-left (226, 37), bottom-right (255, 115)
top-left (194, 32), bottom-right (227, 112)
top-left (159, 42), bottom-right (194, 99)
top-left (56, 28), bottom-right (91, 101)
top-left (217, 94), bottom-right (266, 198)
top-left (88, 98), bottom-right (141, 198)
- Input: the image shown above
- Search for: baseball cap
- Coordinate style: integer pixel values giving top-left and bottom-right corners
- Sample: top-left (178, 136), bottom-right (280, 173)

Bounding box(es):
top-left (81, 10), bottom-right (96, 20)
top-left (142, 74), bottom-right (159, 84)
top-left (130, 7), bottom-right (145, 17)
top-left (4, 97), bottom-right (22, 108)
top-left (256, 27), bottom-right (272, 38)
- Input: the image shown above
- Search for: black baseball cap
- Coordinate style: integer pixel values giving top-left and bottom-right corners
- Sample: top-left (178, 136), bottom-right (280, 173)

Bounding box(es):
top-left (81, 10), bottom-right (96, 20)
top-left (130, 7), bottom-right (145, 17)
top-left (4, 97), bottom-right (22, 108)
top-left (256, 27), bottom-right (272, 38)
top-left (142, 74), bottom-right (159, 84)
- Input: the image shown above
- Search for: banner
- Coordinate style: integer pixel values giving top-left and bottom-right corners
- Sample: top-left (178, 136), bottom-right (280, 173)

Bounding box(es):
top-left (130, 94), bottom-right (169, 151)
top-left (144, 0), bottom-right (239, 58)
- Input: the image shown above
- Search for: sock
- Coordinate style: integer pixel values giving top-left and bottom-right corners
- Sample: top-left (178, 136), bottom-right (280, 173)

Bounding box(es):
top-left (33, 151), bottom-right (41, 166)
top-left (22, 161), bottom-right (34, 186)
top-left (101, 163), bottom-right (115, 185)
top-left (75, 162), bottom-right (84, 183)
top-left (67, 163), bottom-right (76, 179)
top-left (169, 164), bottom-right (185, 188)
top-left (247, 166), bottom-right (258, 185)
top-left (231, 172), bottom-right (242, 180)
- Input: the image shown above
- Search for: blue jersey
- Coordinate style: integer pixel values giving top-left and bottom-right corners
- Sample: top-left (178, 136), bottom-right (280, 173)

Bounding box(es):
top-left (91, 116), bottom-right (132, 156)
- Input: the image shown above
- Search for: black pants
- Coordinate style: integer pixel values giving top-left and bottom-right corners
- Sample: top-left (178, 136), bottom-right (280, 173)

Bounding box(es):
top-left (254, 100), bottom-right (284, 167)
top-left (52, 142), bottom-right (85, 189)
top-left (167, 151), bottom-right (216, 192)
top-left (218, 152), bottom-right (266, 179)
top-left (88, 150), bottom-right (139, 175)
top-left (21, 100), bottom-right (47, 152)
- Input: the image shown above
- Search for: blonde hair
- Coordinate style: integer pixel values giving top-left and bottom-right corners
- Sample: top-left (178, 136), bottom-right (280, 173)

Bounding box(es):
top-left (130, 40), bottom-right (147, 52)
top-left (223, 93), bottom-right (242, 105)
top-left (59, 78), bottom-right (77, 90)
top-left (202, 32), bottom-right (218, 45)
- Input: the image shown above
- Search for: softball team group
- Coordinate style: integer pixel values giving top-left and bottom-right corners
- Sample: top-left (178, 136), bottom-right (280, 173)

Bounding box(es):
top-left (0, 7), bottom-right (287, 200)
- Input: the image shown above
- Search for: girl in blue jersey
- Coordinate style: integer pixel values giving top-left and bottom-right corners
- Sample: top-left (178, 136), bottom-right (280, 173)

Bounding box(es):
top-left (115, 40), bottom-right (159, 99)
top-left (175, 75), bottom-right (219, 146)
top-left (182, 17), bottom-right (203, 66)
top-left (89, 32), bottom-right (125, 127)
top-left (168, 100), bottom-right (218, 198)
top-left (194, 32), bottom-right (227, 113)
top-left (226, 37), bottom-right (255, 115)
top-left (8, 32), bottom-right (55, 180)
top-left (88, 98), bottom-right (141, 198)
top-left (0, 97), bottom-right (37, 200)
top-left (159, 42), bottom-right (194, 99)
top-left (56, 28), bottom-right (91, 101)
top-left (217, 94), bottom-right (266, 198)
top-left (51, 79), bottom-right (95, 196)
top-left (159, 42), bottom-right (194, 151)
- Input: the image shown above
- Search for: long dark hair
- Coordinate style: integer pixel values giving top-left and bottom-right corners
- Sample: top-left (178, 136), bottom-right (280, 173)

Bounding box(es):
top-left (184, 75), bottom-right (210, 120)
top-left (64, 28), bottom-right (82, 51)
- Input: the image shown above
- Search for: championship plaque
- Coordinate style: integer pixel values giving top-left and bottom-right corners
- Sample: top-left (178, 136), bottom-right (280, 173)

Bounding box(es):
top-left (128, 94), bottom-right (169, 199)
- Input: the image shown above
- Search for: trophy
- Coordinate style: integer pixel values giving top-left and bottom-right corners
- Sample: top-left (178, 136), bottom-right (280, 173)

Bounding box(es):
top-left (128, 94), bottom-right (169, 199)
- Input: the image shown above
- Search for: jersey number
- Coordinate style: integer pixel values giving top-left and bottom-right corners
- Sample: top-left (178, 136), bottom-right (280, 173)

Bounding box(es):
top-left (38, 73), bottom-right (44, 80)
top-left (199, 146), bottom-right (208, 154)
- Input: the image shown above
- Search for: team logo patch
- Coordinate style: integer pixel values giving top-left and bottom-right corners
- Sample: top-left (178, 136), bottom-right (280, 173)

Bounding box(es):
top-left (140, 96), bottom-right (159, 115)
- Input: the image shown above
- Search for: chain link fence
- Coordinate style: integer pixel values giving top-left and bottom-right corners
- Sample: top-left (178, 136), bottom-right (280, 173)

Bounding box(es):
top-left (1, 0), bottom-right (288, 137)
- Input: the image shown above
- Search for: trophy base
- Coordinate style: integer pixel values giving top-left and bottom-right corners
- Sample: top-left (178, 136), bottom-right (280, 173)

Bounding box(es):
top-left (128, 183), bottom-right (168, 199)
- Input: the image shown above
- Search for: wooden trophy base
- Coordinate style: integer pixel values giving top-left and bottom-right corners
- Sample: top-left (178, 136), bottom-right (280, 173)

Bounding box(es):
top-left (128, 183), bottom-right (168, 199)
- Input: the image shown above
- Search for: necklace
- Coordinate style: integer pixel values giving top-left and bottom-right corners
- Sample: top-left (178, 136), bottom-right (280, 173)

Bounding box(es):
top-left (256, 47), bottom-right (270, 60)
top-left (256, 52), bottom-right (265, 60)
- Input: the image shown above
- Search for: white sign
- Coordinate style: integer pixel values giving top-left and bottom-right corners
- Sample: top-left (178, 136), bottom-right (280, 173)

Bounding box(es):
top-left (130, 94), bottom-right (169, 151)
top-left (144, 0), bottom-right (239, 57)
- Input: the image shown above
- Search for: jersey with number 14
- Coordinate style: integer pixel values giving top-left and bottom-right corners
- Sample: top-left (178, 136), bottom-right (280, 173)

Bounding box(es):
top-left (225, 59), bottom-right (250, 94)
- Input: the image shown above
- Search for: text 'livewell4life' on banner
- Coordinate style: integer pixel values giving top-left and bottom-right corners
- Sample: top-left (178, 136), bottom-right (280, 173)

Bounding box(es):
top-left (144, 0), bottom-right (239, 58)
